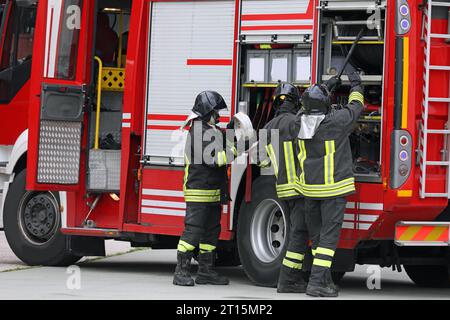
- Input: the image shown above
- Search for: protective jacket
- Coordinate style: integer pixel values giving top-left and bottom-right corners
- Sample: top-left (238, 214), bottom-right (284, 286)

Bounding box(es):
top-left (298, 87), bottom-right (364, 199)
top-left (183, 119), bottom-right (236, 204)
top-left (261, 101), bottom-right (302, 199)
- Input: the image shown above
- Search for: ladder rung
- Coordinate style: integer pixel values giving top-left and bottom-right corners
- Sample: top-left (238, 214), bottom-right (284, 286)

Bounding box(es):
top-left (429, 97), bottom-right (450, 103)
top-left (423, 193), bottom-right (449, 198)
top-left (426, 161), bottom-right (450, 166)
top-left (430, 65), bottom-right (450, 71)
top-left (431, 1), bottom-right (450, 7)
top-left (430, 33), bottom-right (450, 39)
top-left (426, 129), bottom-right (450, 134)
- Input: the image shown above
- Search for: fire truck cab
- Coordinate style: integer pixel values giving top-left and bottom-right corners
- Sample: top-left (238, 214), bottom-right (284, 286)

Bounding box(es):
top-left (3, 0), bottom-right (449, 287)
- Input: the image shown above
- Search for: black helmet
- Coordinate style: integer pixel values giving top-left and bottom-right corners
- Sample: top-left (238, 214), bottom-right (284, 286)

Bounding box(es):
top-left (273, 83), bottom-right (301, 109)
top-left (192, 91), bottom-right (227, 118)
top-left (302, 84), bottom-right (331, 115)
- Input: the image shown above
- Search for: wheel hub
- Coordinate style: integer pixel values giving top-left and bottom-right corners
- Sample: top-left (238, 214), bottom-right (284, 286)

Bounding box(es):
top-left (19, 193), bottom-right (59, 244)
top-left (250, 199), bottom-right (286, 263)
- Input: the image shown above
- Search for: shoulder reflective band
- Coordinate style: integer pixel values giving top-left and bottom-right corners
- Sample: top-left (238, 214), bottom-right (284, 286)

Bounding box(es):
top-left (313, 258), bottom-right (332, 268)
top-left (283, 141), bottom-right (297, 184)
top-left (349, 91), bottom-right (364, 104)
top-left (297, 140), bottom-right (307, 184)
top-left (286, 251), bottom-right (305, 261)
top-left (265, 144), bottom-right (279, 177)
top-left (283, 258), bottom-right (302, 269)
top-left (231, 146), bottom-right (238, 157)
top-left (178, 240), bottom-right (196, 252)
top-left (217, 150), bottom-right (227, 167)
top-left (259, 158), bottom-right (271, 168)
top-left (183, 154), bottom-right (190, 191)
top-left (316, 247), bottom-right (335, 257)
top-left (324, 140), bottom-right (335, 185)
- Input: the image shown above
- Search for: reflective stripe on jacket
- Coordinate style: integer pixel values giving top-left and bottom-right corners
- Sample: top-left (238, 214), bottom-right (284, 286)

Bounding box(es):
top-left (261, 101), bottom-right (303, 200)
top-left (183, 120), bottom-right (236, 204)
top-left (298, 87), bottom-right (364, 199)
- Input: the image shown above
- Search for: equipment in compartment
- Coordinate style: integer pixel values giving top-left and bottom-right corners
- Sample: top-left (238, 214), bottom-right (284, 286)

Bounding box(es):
top-left (88, 149), bottom-right (121, 190)
top-left (317, 4), bottom-right (386, 182)
top-left (88, 6), bottom-right (128, 192)
top-left (321, 9), bottom-right (385, 81)
top-left (293, 49), bottom-right (312, 83)
top-left (269, 50), bottom-right (292, 83)
top-left (241, 45), bottom-right (312, 131)
top-left (246, 50), bottom-right (269, 83)
top-left (88, 62), bottom-right (124, 192)
top-left (245, 46), bottom-right (311, 85)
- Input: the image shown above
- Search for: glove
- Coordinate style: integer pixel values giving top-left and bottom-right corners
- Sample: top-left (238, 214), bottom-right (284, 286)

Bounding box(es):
top-left (226, 118), bottom-right (235, 130)
top-left (325, 76), bottom-right (342, 91)
top-left (348, 72), bottom-right (362, 89)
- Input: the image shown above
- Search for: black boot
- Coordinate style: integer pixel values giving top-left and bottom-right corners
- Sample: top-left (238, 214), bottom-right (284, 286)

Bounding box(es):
top-left (306, 267), bottom-right (338, 297)
top-left (173, 251), bottom-right (195, 286)
top-left (325, 269), bottom-right (340, 292)
top-left (195, 251), bottom-right (229, 285)
top-left (277, 265), bottom-right (307, 293)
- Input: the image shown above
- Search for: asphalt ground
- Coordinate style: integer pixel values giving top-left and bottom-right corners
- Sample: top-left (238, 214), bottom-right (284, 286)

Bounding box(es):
top-left (0, 242), bottom-right (449, 300)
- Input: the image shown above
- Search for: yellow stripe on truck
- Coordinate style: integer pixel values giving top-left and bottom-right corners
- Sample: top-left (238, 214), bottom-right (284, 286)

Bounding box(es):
top-left (401, 36), bottom-right (409, 129)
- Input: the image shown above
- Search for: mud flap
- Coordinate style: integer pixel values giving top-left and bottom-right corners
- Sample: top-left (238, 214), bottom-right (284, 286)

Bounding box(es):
top-left (67, 236), bottom-right (106, 257)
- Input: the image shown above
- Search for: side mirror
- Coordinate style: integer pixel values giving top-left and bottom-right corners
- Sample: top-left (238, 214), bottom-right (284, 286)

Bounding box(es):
top-left (16, 0), bottom-right (36, 8)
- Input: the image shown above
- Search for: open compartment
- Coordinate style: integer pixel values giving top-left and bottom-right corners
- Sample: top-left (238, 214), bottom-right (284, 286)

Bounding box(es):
top-left (237, 0), bottom-right (314, 129)
top-left (87, 1), bottom-right (132, 192)
top-left (317, 0), bottom-right (387, 182)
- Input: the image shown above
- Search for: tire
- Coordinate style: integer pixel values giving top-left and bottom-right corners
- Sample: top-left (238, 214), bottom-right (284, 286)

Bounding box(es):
top-left (237, 175), bottom-right (290, 287)
top-left (404, 265), bottom-right (450, 288)
top-left (3, 170), bottom-right (82, 266)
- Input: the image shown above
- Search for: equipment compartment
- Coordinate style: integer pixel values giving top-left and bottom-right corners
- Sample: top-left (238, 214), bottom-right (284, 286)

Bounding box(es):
top-left (239, 44), bottom-right (312, 130)
top-left (317, 4), bottom-right (386, 182)
top-left (87, 4), bottom-right (130, 192)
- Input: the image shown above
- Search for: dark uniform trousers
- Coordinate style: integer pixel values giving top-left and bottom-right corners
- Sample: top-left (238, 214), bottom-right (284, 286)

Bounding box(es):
top-left (177, 120), bottom-right (235, 254)
top-left (299, 86), bottom-right (364, 285)
top-left (180, 204), bottom-right (221, 252)
top-left (260, 101), bottom-right (308, 270)
top-left (305, 197), bottom-right (346, 284)
top-left (283, 197), bottom-right (308, 269)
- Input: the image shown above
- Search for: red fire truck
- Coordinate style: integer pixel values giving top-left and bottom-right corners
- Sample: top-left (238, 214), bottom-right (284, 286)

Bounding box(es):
top-left (2, 0), bottom-right (450, 287)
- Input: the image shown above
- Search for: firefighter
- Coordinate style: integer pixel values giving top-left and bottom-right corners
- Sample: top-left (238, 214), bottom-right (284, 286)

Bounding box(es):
top-left (298, 72), bottom-right (364, 297)
top-left (256, 83), bottom-right (308, 293)
top-left (173, 91), bottom-right (242, 287)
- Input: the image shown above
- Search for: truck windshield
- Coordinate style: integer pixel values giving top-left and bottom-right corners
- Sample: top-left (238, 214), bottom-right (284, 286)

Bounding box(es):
top-left (0, 2), bottom-right (5, 43)
top-left (0, 3), bottom-right (35, 72)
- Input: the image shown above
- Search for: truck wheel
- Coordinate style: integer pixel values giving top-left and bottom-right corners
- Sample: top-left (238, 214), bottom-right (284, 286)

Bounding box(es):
top-left (237, 176), bottom-right (290, 287)
top-left (3, 170), bottom-right (82, 266)
top-left (404, 265), bottom-right (450, 288)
